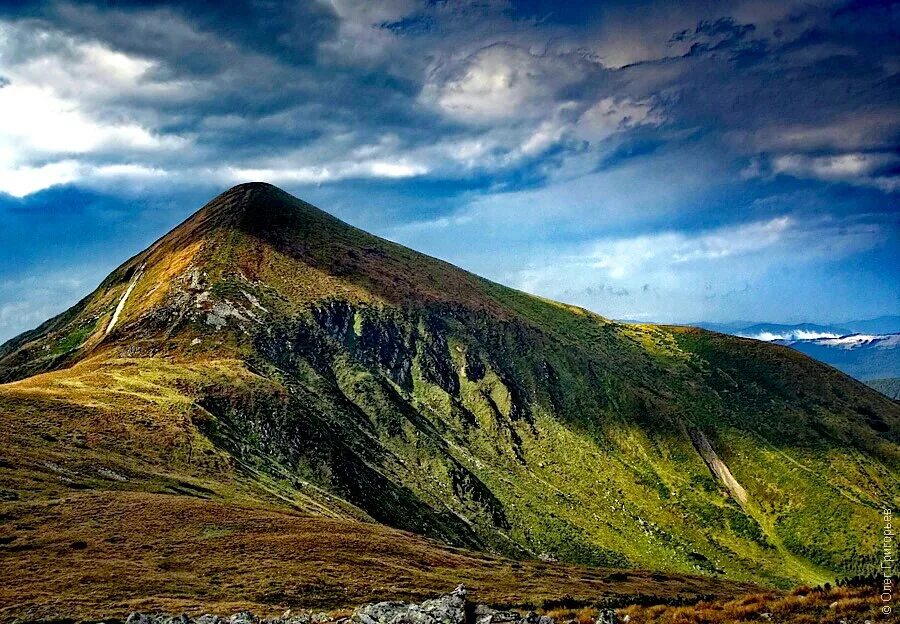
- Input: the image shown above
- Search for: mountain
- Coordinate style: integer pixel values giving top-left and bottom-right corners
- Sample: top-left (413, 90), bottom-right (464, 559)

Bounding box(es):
top-left (1, 184), bottom-right (898, 615)
top-left (689, 321), bottom-right (900, 380)
top-left (688, 321), bottom-right (843, 340)
top-left (693, 318), bottom-right (900, 342)
top-left (844, 315), bottom-right (900, 335)
top-left (734, 323), bottom-right (850, 342)
top-left (771, 333), bottom-right (900, 381)
top-left (869, 378), bottom-right (900, 400)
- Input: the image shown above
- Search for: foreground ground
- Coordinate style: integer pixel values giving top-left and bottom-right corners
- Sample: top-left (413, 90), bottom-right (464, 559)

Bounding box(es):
top-left (0, 491), bottom-right (757, 622)
top-left (616, 584), bottom-right (884, 623)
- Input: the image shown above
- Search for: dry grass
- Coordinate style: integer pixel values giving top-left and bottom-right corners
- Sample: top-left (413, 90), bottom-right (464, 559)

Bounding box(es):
top-left (0, 491), bottom-right (755, 622)
top-left (618, 583), bottom-right (883, 623)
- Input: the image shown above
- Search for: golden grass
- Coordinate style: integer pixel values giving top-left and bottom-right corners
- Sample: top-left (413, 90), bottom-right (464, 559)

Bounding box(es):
top-left (618, 583), bottom-right (883, 623)
top-left (0, 491), bottom-right (755, 622)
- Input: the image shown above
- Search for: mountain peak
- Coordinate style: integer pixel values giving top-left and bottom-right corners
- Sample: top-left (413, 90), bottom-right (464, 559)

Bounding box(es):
top-left (187, 181), bottom-right (338, 238)
top-left (0, 184), bottom-right (526, 379)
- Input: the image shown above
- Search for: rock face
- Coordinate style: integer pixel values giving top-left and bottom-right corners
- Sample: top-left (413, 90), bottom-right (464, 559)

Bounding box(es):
top-left (118, 586), bottom-right (617, 624)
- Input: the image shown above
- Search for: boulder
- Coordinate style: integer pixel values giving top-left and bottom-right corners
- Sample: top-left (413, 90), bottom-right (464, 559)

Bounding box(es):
top-left (353, 585), bottom-right (468, 624)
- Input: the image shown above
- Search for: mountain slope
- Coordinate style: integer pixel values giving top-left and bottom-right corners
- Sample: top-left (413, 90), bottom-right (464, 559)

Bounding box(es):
top-left (774, 333), bottom-right (900, 380)
top-left (1, 183), bottom-right (898, 591)
top-left (869, 377), bottom-right (900, 400)
top-left (689, 321), bottom-right (900, 381)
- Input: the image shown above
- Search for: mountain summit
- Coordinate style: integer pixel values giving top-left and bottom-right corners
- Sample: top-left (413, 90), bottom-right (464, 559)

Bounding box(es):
top-left (0, 182), bottom-right (530, 380)
top-left (1, 185), bottom-right (898, 592)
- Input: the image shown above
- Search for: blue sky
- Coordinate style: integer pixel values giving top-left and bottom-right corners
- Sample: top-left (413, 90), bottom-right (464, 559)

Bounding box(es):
top-left (0, 0), bottom-right (898, 342)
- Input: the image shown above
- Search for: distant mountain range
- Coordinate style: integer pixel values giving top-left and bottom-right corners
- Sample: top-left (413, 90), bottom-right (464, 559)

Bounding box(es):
top-left (695, 316), bottom-right (900, 341)
top-left (869, 378), bottom-right (900, 400)
top-left (691, 319), bottom-right (900, 383)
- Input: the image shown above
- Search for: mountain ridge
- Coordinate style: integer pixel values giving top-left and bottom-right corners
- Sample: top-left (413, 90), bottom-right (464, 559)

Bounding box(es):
top-left (687, 320), bottom-right (900, 381)
top-left (1, 184), bottom-right (898, 599)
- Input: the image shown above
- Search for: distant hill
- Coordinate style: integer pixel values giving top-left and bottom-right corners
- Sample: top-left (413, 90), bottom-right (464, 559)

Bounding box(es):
top-left (691, 320), bottom-right (900, 381)
top-left (844, 316), bottom-right (900, 335)
top-left (1, 184), bottom-right (898, 618)
top-left (736, 323), bottom-right (850, 341)
top-left (771, 334), bottom-right (900, 380)
top-left (868, 378), bottom-right (900, 400)
top-left (694, 318), bottom-right (900, 342)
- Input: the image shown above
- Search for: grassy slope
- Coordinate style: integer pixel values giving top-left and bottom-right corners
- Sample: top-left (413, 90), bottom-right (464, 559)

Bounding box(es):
top-left (1, 491), bottom-right (761, 622)
top-left (1, 184), bottom-right (898, 609)
top-left (618, 583), bottom-right (883, 624)
top-left (0, 357), bottom-right (756, 621)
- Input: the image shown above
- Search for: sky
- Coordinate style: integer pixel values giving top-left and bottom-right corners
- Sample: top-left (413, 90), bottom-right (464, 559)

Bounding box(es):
top-left (0, 0), bottom-right (898, 342)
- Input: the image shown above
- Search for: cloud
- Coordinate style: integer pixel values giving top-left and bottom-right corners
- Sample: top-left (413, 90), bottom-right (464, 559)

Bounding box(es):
top-left (227, 159), bottom-right (429, 185)
top-left (422, 43), bottom-right (587, 123)
top-left (575, 96), bottom-right (664, 142)
top-left (730, 112), bottom-right (900, 153)
top-left (582, 214), bottom-right (884, 279)
top-left (771, 152), bottom-right (900, 192)
top-left (0, 82), bottom-right (182, 154)
top-left (0, 160), bottom-right (82, 198)
top-left (585, 216), bottom-right (794, 279)
top-left (493, 211), bottom-right (889, 322)
top-left (0, 19), bottom-right (189, 196)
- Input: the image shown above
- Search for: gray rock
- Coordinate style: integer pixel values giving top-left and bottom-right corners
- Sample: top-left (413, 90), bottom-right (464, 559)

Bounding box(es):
top-left (116, 585), bottom-right (601, 624)
top-left (353, 600), bottom-right (411, 624)
top-left (596, 609), bottom-right (616, 624)
top-left (520, 612), bottom-right (540, 624)
top-left (353, 585), bottom-right (468, 624)
top-left (420, 584), bottom-right (467, 624)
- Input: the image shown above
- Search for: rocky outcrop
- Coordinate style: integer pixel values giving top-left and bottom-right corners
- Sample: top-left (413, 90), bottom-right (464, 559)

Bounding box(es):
top-left (117, 586), bottom-right (618, 624)
top-left (687, 428), bottom-right (749, 505)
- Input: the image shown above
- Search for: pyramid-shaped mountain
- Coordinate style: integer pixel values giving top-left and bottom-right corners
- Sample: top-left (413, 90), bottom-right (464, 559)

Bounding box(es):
top-left (1, 183), bottom-right (897, 591)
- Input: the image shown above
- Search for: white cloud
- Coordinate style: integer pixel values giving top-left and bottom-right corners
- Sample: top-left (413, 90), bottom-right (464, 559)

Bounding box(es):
top-left (730, 111), bottom-right (900, 153)
top-left (422, 44), bottom-right (583, 123)
top-left (227, 158), bottom-right (428, 185)
top-left (743, 330), bottom-right (841, 341)
top-left (491, 213), bottom-right (885, 323)
top-left (585, 217), bottom-right (792, 278)
top-left (0, 20), bottom-right (189, 196)
top-left (0, 83), bottom-right (182, 156)
top-left (0, 160), bottom-right (173, 198)
top-left (581, 215), bottom-right (882, 281)
top-left (321, 0), bottom-right (417, 63)
top-left (575, 96), bottom-right (664, 142)
top-left (772, 152), bottom-right (900, 191)
top-left (0, 160), bottom-right (82, 198)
